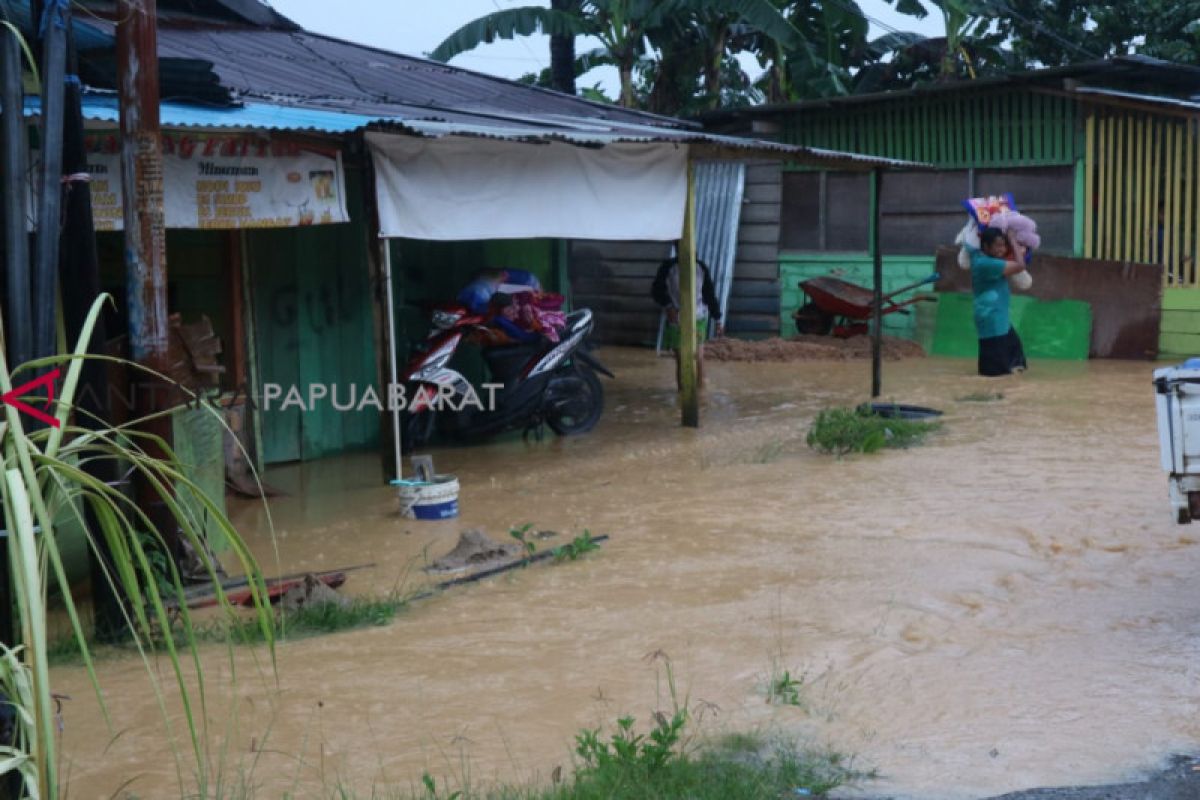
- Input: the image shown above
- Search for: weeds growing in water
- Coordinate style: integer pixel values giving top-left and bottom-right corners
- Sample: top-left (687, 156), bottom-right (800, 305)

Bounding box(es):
top-left (47, 594), bottom-right (409, 665)
top-left (383, 730), bottom-right (861, 799)
top-left (509, 523), bottom-right (537, 560)
top-left (553, 531), bottom-right (601, 562)
top-left (765, 667), bottom-right (805, 707)
top-left (807, 406), bottom-right (940, 456)
top-left (956, 391), bottom-right (1005, 402)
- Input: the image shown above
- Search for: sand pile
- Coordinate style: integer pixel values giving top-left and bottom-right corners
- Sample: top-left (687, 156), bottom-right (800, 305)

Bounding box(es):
top-left (706, 335), bottom-right (925, 363)
top-left (427, 530), bottom-right (521, 574)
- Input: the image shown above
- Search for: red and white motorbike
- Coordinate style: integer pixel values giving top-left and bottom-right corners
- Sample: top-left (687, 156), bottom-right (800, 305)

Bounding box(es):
top-left (401, 305), bottom-right (613, 450)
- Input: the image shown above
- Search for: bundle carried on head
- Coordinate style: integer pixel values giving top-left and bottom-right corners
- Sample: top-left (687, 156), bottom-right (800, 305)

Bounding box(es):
top-left (955, 193), bottom-right (1039, 291)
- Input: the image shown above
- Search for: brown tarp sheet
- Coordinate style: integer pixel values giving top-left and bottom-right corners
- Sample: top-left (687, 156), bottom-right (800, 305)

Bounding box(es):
top-left (934, 246), bottom-right (1164, 359)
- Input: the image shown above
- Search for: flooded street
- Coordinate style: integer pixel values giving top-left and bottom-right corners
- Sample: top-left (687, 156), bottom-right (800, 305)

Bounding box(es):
top-left (51, 348), bottom-right (1200, 799)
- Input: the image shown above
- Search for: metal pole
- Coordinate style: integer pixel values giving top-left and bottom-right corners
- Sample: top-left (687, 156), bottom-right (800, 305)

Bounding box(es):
top-left (678, 157), bottom-right (699, 428)
top-left (117, 0), bottom-right (178, 556)
top-left (32, 0), bottom-right (68, 364)
top-left (382, 240), bottom-right (403, 482)
top-left (1, 9), bottom-right (31, 371)
top-left (871, 168), bottom-right (883, 399)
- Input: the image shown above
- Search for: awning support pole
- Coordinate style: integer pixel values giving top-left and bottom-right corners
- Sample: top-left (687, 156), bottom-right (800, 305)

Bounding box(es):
top-left (679, 157), bottom-right (699, 428)
top-left (871, 167), bottom-right (883, 399)
top-left (382, 240), bottom-right (403, 481)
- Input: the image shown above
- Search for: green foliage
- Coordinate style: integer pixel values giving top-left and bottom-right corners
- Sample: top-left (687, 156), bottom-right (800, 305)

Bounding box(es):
top-left (421, 772), bottom-right (464, 800)
top-left (429, 0), bottom-right (809, 112)
top-left (806, 406), bottom-right (940, 456)
top-left (225, 596), bottom-right (404, 645)
top-left (135, 530), bottom-right (177, 600)
top-left (509, 523), bottom-right (537, 560)
top-left (0, 294), bottom-right (274, 798)
top-left (766, 668), bottom-right (805, 707)
top-left (552, 531), bottom-right (600, 562)
top-left (48, 595), bottom-right (408, 662)
top-left (997, 0), bottom-right (1200, 67)
top-left (392, 732), bottom-right (860, 799)
top-left (574, 711), bottom-right (687, 778)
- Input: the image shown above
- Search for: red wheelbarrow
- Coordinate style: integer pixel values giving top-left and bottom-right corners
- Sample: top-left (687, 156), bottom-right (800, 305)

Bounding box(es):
top-left (793, 273), bottom-right (939, 338)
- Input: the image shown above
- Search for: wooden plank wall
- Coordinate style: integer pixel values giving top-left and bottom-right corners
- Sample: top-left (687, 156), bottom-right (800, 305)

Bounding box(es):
top-left (729, 162), bottom-right (782, 338)
top-left (1084, 109), bottom-right (1200, 287)
top-left (569, 239), bottom-right (671, 346)
top-left (570, 161), bottom-right (782, 345)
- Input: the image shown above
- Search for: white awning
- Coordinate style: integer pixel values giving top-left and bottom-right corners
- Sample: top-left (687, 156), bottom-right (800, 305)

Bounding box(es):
top-left (367, 132), bottom-right (687, 241)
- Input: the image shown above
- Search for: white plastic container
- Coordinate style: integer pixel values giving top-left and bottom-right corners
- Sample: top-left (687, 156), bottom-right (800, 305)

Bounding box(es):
top-left (394, 475), bottom-right (460, 520)
top-left (1154, 359), bottom-right (1200, 523)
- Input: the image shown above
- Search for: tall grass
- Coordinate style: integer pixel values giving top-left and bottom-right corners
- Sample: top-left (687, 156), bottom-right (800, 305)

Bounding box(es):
top-left (0, 295), bottom-right (274, 797)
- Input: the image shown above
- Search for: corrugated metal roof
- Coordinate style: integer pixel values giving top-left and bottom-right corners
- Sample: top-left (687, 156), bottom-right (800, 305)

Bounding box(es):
top-left (24, 93), bottom-right (378, 132)
top-left (71, 17), bottom-right (690, 130)
top-left (21, 12), bottom-right (927, 169)
top-left (699, 56), bottom-right (1200, 123)
top-left (1073, 86), bottom-right (1200, 113)
top-left (18, 93), bottom-right (925, 170)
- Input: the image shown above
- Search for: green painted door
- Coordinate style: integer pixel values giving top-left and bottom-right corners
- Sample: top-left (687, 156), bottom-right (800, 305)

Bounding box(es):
top-left (248, 168), bottom-right (379, 464)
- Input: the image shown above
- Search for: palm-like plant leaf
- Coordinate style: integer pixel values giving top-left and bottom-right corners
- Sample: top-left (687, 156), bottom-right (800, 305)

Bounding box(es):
top-left (429, 7), bottom-right (589, 62)
top-left (0, 294), bottom-right (275, 797)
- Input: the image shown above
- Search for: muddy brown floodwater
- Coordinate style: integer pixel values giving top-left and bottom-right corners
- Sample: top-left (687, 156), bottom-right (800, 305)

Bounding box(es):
top-left (50, 348), bottom-right (1200, 799)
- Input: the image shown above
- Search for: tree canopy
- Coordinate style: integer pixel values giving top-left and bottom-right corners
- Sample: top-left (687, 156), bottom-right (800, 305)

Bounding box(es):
top-left (431, 0), bottom-right (1200, 116)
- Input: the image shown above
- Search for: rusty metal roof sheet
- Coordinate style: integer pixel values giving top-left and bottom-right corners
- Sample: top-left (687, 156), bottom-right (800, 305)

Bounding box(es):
top-left (56, 15), bottom-right (927, 169)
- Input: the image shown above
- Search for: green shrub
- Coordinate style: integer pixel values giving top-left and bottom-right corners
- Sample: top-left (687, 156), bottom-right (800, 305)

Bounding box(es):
top-left (806, 406), bottom-right (940, 456)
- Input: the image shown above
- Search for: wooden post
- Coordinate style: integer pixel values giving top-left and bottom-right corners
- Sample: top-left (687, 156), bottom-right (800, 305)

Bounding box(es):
top-left (678, 159), bottom-right (699, 428)
top-left (871, 168), bottom-right (883, 399)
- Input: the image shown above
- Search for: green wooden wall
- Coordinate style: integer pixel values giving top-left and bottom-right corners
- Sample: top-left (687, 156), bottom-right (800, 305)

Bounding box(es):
top-left (248, 167), bottom-right (380, 464)
top-left (1161, 288), bottom-right (1200, 359)
top-left (782, 89), bottom-right (1077, 168)
top-left (780, 253), bottom-right (937, 340)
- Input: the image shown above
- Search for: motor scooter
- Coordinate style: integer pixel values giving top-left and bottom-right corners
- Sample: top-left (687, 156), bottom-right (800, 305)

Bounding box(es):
top-left (401, 305), bottom-right (613, 450)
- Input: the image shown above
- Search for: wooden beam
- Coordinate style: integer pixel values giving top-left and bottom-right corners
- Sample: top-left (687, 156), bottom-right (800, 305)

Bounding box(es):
top-left (679, 158), bottom-right (699, 428)
top-left (1142, 116), bottom-right (1153, 264)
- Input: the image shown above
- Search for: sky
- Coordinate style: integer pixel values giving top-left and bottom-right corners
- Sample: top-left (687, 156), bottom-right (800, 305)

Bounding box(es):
top-left (266, 0), bottom-right (945, 95)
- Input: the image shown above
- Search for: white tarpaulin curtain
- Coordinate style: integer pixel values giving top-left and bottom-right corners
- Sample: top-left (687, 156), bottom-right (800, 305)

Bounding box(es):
top-left (366, 132), bottom-right (687, 241)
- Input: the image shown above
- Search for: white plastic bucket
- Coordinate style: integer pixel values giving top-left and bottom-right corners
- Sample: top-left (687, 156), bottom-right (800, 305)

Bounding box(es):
top-left (395, 475), bottom-right (460, 520)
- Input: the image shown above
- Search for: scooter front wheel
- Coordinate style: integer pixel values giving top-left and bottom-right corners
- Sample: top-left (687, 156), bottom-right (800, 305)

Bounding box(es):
top-left (545, 365), bottom-right (604, 436)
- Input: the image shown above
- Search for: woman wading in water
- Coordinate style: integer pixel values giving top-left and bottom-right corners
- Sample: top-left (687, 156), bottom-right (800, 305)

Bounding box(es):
top-left (968, 226), bottom-right (1029, 376)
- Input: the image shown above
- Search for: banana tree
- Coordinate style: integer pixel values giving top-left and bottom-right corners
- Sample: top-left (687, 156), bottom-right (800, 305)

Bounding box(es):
top-left (881, 0), bottom-right (1003, 80)
top-left (429, 0), bottom-right (810, 110)
top-left (736, 0), bottom-right (872, 102)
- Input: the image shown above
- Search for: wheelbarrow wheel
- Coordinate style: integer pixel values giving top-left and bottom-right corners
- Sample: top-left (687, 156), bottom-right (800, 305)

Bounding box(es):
top-left (793, 302), bottom-right (834, 336)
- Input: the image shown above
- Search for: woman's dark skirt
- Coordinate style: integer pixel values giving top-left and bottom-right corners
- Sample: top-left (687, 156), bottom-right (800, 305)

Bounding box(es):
top-left (978, 327), bottom-right (1027, 376)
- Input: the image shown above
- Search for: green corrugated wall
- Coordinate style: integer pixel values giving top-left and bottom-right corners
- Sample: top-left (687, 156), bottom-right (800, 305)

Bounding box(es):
top-left (781, 89), bottom-right (1077, 168)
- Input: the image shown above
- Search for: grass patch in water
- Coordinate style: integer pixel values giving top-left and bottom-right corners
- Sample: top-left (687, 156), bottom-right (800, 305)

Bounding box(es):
top-left (356, 731), bottom-right (863, 800)
top-left (956, 391), bottom-right (1005, 402)
top-left (219, 595), bottom-right (406, 645)
top-left (807, 406), bottom-right (940, 456)
top-left (47, 595), bottom-right (408, 665)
